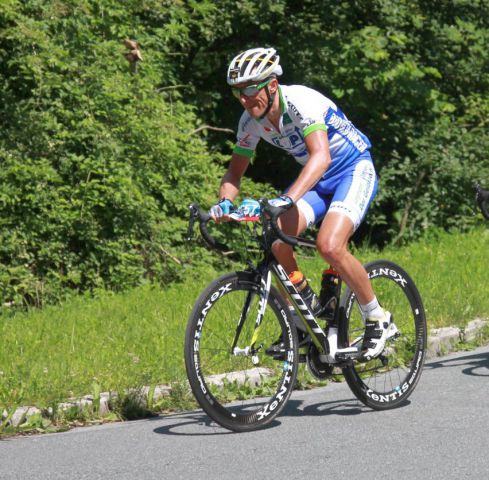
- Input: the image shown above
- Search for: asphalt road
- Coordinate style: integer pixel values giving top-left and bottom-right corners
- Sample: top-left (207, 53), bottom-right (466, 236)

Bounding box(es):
top-left (1, 345), bottom-right (488, 480)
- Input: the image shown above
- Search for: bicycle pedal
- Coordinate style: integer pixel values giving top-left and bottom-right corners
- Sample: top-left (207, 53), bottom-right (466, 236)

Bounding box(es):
top-left (298, 353), bottom-right (307, 363)
top-left (335, 348), bottom-right (361, 361)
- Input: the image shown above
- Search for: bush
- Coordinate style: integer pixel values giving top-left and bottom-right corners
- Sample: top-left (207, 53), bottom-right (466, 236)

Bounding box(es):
top-left (0, 1), bottom-right (231, 305)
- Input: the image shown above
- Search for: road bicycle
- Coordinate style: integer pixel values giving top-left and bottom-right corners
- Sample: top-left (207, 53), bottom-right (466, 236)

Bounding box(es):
top-left (184, 199), bottom-right (427, 432)
top-left (475, 183), bottom-right (489, 220)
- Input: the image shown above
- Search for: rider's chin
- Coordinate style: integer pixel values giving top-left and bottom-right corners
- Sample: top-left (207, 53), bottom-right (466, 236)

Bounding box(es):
top-left (248, 104), bottom-right (264, 118)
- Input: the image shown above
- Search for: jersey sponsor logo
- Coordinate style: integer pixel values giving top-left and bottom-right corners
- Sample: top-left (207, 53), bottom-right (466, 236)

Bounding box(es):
top-left (271, 132), bottom-right (303, 150)
top-left (287, 101), bottom-right (303, 120)
top-left (238, 133), bottom-right (251, 148)
top-left (283, 113), bottom-right (293, 125)
top-left (326, 109), bottom-right (368, 152)
top-left (268, 126), bottom-right (305, 153)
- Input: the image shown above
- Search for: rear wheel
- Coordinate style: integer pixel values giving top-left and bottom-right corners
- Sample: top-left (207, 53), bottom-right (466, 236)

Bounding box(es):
top-left (339, 260), bottom-right (426, 409)
top-left (184, 271), bottom-right (298, 431)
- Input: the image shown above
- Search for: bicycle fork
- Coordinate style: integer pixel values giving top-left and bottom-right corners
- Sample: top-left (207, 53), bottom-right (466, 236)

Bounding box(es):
top-left (230, 268), bottom-right (272, 364)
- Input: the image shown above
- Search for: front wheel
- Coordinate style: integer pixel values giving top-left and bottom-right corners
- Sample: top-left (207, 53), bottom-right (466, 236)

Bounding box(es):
top-left (339, 260), bottom-right (427, 409)
top-left (184, 271), bottom-right (298, 432)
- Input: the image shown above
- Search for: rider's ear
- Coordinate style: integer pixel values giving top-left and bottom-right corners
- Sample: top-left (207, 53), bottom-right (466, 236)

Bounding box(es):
top-left (269, 78), bottom-right (278, 94)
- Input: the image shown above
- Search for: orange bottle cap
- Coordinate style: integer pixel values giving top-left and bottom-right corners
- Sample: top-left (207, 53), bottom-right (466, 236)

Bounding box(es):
top-left (323, 267), bottom-right (339, 275)
top-left (288, 271), bottom-right (304, 284)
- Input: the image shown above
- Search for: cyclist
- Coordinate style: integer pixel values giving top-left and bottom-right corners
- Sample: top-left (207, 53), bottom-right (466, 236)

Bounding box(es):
top-left (210, 47), bottom-right (390, 361)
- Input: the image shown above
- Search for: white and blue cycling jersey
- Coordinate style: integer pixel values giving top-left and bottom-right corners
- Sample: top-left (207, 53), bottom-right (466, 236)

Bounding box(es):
top-left (233, 84), bottom-right (377, 230)
top-left (233, 84), bottom-right (372, 180)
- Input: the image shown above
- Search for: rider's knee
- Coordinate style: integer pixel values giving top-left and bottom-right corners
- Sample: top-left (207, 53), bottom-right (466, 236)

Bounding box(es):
top-left (316, 237), bottom-right (346, 264)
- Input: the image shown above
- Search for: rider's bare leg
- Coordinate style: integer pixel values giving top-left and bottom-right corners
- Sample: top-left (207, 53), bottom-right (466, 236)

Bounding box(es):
top-left (316, 212), bottom-right (374, 305)
top-left (273, 208), bottom-right (387, 358)
top-left (271, 207), bottom-right (309, 336)
top-left (317, 212), bottom-right (389, 360)
top-left (272, 208), bottom-right (376, 308)
top-left (270, 206), bottom-right (307, 273)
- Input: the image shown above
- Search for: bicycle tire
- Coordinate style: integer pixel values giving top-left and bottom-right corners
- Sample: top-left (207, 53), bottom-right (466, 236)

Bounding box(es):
top-left (184, 271), bottom-right (299, 432)
top-left (339, 260), bottom-right (427, 410)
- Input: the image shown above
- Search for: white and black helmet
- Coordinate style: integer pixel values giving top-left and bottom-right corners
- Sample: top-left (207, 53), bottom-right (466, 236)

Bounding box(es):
top-left (227, 47), bottom-right (283, 86)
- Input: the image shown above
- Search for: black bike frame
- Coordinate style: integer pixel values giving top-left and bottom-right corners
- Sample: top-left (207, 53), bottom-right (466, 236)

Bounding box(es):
top-left (271, 260), bottom-right (329, 353)
top-left (188, 200), bottom-right (333, 357)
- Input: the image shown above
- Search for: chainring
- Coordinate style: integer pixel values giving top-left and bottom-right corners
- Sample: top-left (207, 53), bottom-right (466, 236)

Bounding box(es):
top-left (306, 343), bottom-right (334, 380)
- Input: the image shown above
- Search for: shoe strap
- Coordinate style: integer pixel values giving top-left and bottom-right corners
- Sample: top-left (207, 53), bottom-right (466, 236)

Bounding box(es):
top-left (364, 323), bottom-right (384, 339)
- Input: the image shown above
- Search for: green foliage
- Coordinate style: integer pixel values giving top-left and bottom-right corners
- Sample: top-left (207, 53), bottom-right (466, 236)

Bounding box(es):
top-left (0, 0), bottom-right (238, 305)
top-left (0, 0), bottom-right (488, 305)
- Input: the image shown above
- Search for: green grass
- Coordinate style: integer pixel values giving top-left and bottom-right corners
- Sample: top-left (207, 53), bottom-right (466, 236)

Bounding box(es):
top-left (0, 226), bottom-right (488, 426)
top-left (0, 269), bottom-right (216, 414)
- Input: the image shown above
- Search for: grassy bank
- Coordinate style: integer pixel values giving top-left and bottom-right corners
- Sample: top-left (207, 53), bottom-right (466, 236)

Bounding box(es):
top-left (1, 226), bottom-right (488, 428)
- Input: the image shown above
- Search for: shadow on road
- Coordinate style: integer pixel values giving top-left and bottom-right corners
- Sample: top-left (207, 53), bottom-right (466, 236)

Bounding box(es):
top-left (151, 347), bottom-right (489, 436)
top-left (425, 350), bottom-right (489, 377)
top-left (152, 411), bottom-right (237, 436)
top-left (281, 397), bottom-right (377, 418)
top-left (152, 394), bottom-right (410, 436)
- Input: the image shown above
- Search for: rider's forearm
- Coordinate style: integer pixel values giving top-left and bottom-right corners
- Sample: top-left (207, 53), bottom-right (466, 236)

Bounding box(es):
top-left (219, 171), bottom-right (241, 202)
top-left (286, 152), bottom-right (330, 202)
top-left (217, 153), bottom-right (250, 202)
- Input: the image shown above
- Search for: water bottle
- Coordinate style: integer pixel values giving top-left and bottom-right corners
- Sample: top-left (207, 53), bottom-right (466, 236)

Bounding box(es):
top-left (318, 267), bottom-right (340, 321)
top-left (289, 271), bottom-right (322, 316)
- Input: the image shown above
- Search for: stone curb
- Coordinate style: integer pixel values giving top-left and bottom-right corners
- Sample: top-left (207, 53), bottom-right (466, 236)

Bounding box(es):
top-left (2, 385), bottom-right (172, 428)
top-left (426, 318), bottom-right (488, 358)
top-left (2, 318), bottom-right (488, 429)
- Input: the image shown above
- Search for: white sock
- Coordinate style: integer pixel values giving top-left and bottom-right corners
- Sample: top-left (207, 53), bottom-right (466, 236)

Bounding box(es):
top-left (359, 297), bottom-right (384, 320)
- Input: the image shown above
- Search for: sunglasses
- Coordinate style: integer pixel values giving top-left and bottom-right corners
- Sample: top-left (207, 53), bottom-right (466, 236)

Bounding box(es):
top-left (231, 79), bottom-right (272, 99)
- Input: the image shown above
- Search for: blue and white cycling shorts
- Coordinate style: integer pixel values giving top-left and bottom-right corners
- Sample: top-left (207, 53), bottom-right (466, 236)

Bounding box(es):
top-left (295, 151), bottom-right (378, 231)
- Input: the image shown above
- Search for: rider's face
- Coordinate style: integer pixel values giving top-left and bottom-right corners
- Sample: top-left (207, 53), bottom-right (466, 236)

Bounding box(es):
top-left (234, 79), bottom-right (278, 119)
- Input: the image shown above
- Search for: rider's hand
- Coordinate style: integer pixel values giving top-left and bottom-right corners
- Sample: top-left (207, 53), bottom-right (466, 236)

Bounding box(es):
top-left (209, 198), bottom-right (234, 221)
top-left (268, 194), bottom-right (294, 210)
top-left (232, 198), bottom-right (261, 221)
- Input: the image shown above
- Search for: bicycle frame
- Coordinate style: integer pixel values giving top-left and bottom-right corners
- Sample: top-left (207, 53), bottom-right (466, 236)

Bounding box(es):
top-left (229, 255), bottom-right (329, 356)
top-left (250, 257), bottom-right (359, 364)
top-left (188, 200), bottom-right (358, 365)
